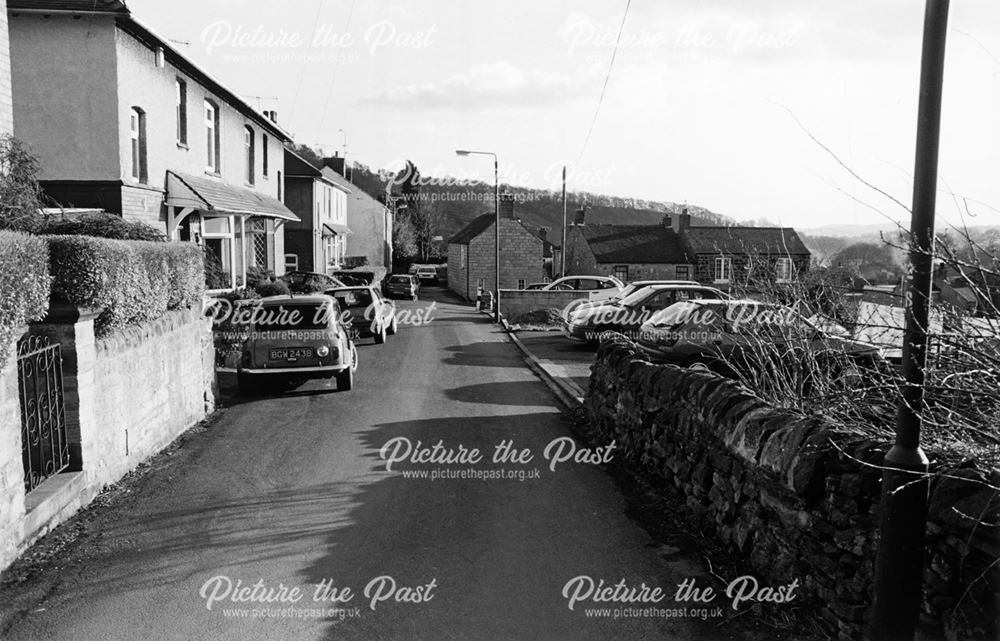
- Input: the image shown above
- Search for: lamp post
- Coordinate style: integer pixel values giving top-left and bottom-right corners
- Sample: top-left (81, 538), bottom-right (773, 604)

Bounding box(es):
top-left (456, 149), bottom-right (500, 323)
top-left (869, 1), bottom-right (950, 639)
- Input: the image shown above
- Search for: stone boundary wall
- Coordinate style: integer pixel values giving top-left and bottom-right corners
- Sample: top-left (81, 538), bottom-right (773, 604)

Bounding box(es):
top-left (0, 304), bottom-right (216, 573)
top-left (585, 336), bottom-right (999, 640)
top-left (499, 289), bottom-right (598, 321)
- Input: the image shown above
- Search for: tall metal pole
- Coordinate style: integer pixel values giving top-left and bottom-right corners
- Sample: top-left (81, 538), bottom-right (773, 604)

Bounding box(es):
top-left (869, 2), bottom-right (949, 639)
top-left (560, 165), bottom-right (567, 278)
top-left (494, 157), bottom-right (501, 323)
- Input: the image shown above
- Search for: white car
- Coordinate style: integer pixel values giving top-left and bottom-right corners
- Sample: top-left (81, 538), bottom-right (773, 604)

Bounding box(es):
top-left (542, 275), bottom-right (624, 303)
top-left (415, 267), bottom-right (438, 282)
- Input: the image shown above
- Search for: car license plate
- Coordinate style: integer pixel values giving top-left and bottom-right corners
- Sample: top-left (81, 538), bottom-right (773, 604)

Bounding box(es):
top-left (270, 347), bottom-right (313, 361)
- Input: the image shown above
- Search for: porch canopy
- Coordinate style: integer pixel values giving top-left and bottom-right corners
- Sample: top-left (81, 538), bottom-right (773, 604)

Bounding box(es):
top-left (322, 223), bottom-right (353, 236)
top-left (165, 171), bottom-right (299, 222)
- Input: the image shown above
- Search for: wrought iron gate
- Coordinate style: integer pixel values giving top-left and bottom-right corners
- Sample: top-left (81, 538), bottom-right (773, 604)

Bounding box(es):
top-left (17, 335), bottom-right (69, 493)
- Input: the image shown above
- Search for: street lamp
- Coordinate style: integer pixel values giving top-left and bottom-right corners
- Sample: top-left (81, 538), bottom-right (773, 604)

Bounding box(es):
top-left (455, 149), bottom-right (500, 323)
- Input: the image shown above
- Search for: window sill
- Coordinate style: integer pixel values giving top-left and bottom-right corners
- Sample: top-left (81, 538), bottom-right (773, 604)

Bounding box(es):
top-left (177, 141), bottom-right (189, 150)
top-left (204, 170), bottom-right (222, 178)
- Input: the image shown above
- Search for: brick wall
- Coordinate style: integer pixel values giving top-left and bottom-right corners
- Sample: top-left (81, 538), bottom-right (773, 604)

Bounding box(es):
top-left (120, 184), bottom-right (165, 228)
top-left (586, 336), bottom-right (999, 640)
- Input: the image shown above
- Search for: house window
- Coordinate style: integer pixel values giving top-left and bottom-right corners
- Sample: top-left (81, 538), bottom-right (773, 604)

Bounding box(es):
top-left (175, 79), bottom-right (187, 145)
top-left (517, 279), bottom-right (526, 290)
top-left (244, 125), bottom-right (255, 185)
top-left (205, 100), bottom-right (220, 173)
top-left (285, 254), bottom-right (299, 271)
top-left (613, 265), bottom-right (629, 282)
top-left (675, 265), bottom-right (689, 279)
top-left (714, 257), bottom-right (732, 283)
top-left (129, 107), bottom-right (147, 183)
top-left (775, 257), bottom-right (793, 282)
top-left (277, 171), bottom-right (282, 200)
top-left (262, 134), bottom-right (269, 177)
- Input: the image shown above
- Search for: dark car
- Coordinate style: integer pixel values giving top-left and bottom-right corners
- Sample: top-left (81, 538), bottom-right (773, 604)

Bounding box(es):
top-left (562, 284), bottom-right (725, 344)
top-left (385, 274), bottom-right (419, 300)
top-left (635, 299), bottom-right (884, 379)
top-left (278, 271), bottom-right (345, 294)
top-left (236, 295), bottom-right (357, 394)
top-left (324, 286), bottom-right (397, 344)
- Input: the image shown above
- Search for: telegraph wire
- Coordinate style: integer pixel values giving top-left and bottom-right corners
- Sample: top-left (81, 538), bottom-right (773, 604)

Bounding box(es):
top-left (576, 0), bottom-right (631, 165)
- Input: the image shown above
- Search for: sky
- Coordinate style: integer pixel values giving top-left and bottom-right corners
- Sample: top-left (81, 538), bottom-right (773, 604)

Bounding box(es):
top-left (128, 0), bottom-right (1000, 230)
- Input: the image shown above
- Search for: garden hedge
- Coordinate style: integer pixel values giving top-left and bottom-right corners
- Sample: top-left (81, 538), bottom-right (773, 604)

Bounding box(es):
top-left (46, 235), bottom-right (204, 336)
top-left (0, 231), bottom-right (51, 370)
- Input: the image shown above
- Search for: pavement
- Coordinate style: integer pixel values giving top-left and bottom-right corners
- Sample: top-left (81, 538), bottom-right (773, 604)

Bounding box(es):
top-left (0, 287), bottom-right (768, 641)
top-left (507, 329), bottom-right (597, 405)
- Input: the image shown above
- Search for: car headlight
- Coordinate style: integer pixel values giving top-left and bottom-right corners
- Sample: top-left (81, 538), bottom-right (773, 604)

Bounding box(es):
top-left (316, 345), bottom-right (330, 357)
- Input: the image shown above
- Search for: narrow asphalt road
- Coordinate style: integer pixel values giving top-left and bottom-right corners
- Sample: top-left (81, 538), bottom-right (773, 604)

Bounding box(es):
top-left (1, 287), bottom-right (739, 641)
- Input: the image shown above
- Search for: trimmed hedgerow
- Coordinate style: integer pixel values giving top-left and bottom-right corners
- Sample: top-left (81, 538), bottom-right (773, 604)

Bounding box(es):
top-left (0, 231), bottom-right (51, 370)
top-left (46, 236), bottom-right (204, 336)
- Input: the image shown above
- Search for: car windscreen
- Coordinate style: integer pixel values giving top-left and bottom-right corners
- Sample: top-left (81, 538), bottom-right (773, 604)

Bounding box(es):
top-left (252, 303), bottom-right (331, 330)
top-left (646, 301), bottom-right (716, 329)
top-left (389, 276), bottom-right (410, 284)
top-left (620, 286), bottom-right (659, 306)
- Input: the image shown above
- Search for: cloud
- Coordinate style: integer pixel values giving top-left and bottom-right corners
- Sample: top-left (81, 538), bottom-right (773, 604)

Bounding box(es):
top-left (357, 61), bottom-right (588, 111)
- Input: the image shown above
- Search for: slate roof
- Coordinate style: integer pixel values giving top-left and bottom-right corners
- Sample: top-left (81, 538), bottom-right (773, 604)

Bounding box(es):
top-left (578, 225), bottom-right (690, 263)
top-left (448, 214), bottom-right (495, 245)
top-left (165, 171), bottom-right (298, 221)
top-left (682, 226), bottom-right (811, 255)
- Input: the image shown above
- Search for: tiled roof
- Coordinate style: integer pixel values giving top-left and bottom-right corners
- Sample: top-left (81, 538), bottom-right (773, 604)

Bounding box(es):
top-left (578, 224), bottom-right (690, 263)
top-left (448, 214), bottom-right (495, 244)
top-left (682, 226), bottom-right (811, 255)
top-left (165, 171), bottom-right (299, 221)
top-left (8, 1), bottom-right (127, 12)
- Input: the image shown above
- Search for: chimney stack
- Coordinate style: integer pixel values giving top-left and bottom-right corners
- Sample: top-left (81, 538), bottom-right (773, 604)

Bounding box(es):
top-left (538, 227), bottom-right (547, 240)
top-left (499, 193), bottom-right (515, 219)
top-left (662, 214), bottom-right (673, 228)
top-left (670, 207), bottom-right (692, 233)
top-left (322, 154), bottom-right (347, 177)
top-left (573, 206), bottom-right (586, 226)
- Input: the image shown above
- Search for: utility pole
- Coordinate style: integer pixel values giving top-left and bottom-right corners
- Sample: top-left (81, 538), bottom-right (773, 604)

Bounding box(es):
top-left (869, 1), bottom-right (950, 639)
top-left (560, 165), bottom-right (567, 278)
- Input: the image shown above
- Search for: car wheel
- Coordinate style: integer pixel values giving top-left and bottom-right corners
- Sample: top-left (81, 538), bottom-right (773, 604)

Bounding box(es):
top-left (374, 323), bottom-right (386, 344)
top-left (335, 366), bottom-right (353, 391)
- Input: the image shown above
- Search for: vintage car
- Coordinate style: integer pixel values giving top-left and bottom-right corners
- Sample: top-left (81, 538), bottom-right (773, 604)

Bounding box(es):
top-left (562, 284), bottom-right (725, 344)
top-left (385, 274), bottom-right (420, 300)
top-left (237, 295), bottom-right (357, 394)
top-left (324, 286), bottom-right (398, 344)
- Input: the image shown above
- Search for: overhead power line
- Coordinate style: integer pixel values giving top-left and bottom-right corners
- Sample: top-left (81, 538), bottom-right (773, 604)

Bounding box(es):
top-left (576, 0), bottom-right (631, 165)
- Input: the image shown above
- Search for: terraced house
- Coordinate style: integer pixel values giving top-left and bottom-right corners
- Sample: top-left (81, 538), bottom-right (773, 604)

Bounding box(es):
top-left (8, 0), bottom-right (298, 289)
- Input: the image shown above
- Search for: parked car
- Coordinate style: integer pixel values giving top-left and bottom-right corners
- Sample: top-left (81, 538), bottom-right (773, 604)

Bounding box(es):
top-left (237, 295), bottom-right (357, 394)
top-left (562, 284), bottom-right (725, 344)
top-left (385, 274), bottom-right (420, 300)
top-left (635, 299), bottom-right (884, 379)
top-left (415, 266), bottom-right (438, 283)
top-left (324, 286), bottom-right (397, 344)
top-left (331, 270), bottom-right (378, 287)
top-left (278, 271), bottom-right (345, 294)
top-left (611, 280), bottom-right (701, 302)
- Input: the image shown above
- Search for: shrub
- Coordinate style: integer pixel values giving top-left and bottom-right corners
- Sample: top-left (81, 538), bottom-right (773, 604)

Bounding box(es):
top-left (0, 134), bottom-right (45, 234)
top-left (0, 231), bottom-right (51, 369)
top-left (253, 279), bottom-right (290, 297)
top-left (38, 212), bottom-right (166, 241)
top-left (47, 236), bottom-right (204, 336)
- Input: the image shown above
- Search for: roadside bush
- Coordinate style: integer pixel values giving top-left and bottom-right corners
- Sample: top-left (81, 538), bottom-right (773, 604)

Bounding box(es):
top-left (0, 231), bottom-right (51, 369)
top-left (0, 134), bottom-right (45, 234)
top-left (47, 235), bottom-right (204, 336)
top-left (253, 279), bottom-right (290, 297)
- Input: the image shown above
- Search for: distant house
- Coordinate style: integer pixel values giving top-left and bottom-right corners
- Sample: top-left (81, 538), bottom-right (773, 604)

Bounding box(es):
top-left (562, 209), bottom-right (811, 288)
top-left (8, 0), bottom-right (298, 289)
top-left (447, 194), bottom-right (545, 300)
top-left (562, 209), bottom-right (693, 282)
top-left (320, 155), bottom-right (393, 274)
top-left (677, 213), bottom-right (811, 287)
top-left (282, 148), bottom-right (351, 274)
